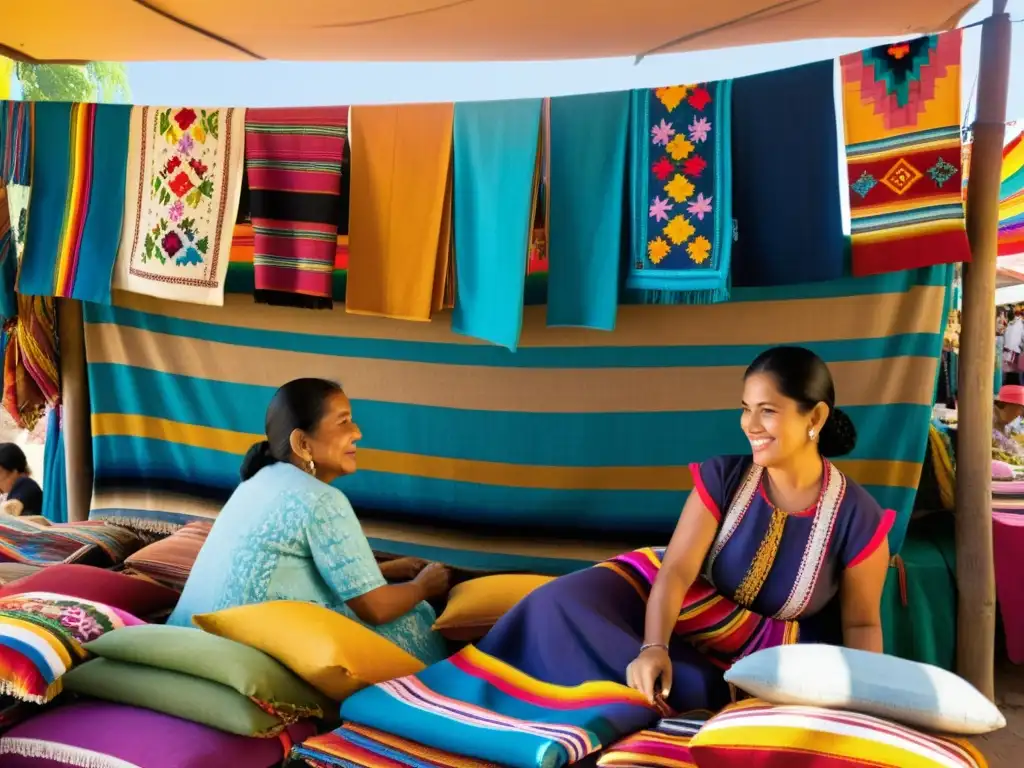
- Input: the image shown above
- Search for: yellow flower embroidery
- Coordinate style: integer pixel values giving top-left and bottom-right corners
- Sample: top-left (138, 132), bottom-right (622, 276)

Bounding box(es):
top-left (655, 85), bottom-right (690, 112)
top-left (192, 121), bottom-right (207, 144)
top-left (687, 235), bottom-right (712, 264)
top-left (665, 173), bottom-right (696, 203)
top-left (648, 237), bottom-right (671, 265)
top-left (163, 124), bottom-right (181, 145)
top-left (666, 134), bottom-right (695, 161)
top-left (664, 215), bottom-right (696, 246)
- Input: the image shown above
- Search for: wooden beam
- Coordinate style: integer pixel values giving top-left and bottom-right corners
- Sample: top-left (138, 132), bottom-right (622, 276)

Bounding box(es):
top-left (57, 299), bottom-right (92, 523)
top-left (956, 0), bottom-right (1012, 701)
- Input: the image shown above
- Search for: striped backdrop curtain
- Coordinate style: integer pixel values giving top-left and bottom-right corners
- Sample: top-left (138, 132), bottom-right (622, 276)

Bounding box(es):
top-left (82, 265), bottom-right (950, 574)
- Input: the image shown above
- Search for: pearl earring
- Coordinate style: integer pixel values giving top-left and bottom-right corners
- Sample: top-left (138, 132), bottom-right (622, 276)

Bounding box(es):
top-left (808, 429), bottom-right (816, 440)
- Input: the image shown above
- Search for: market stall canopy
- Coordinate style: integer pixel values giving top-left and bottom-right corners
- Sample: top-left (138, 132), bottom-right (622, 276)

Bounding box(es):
top-left (3, 0), bottom-right (976, 62)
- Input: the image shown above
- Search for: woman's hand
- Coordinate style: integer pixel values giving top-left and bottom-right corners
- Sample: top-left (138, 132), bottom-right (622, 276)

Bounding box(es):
top-left (380, 557), bottom-right (429, 582)
top-left (414, 562), bottom-right (452, 600)
top-left (626, 645), bottom-right (673, 706)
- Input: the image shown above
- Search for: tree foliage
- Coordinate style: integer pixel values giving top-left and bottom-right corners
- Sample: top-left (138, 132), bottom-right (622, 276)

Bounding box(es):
top-left (14, 61), bottom-right (131, 103)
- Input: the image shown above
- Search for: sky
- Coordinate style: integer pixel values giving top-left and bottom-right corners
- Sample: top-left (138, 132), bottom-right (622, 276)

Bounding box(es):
top-left (124, 0), bottom-right (1023, 122)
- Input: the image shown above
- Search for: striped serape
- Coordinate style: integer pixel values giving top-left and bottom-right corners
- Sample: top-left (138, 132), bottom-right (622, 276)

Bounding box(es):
top-left (292, 723), bottom-right (498, 768)
top-left (0, 101), bottom-right (30, 184)
top-left (597, 715), bottom-right (708, 767)
top-left (245, 107), bottom-right (348, 308)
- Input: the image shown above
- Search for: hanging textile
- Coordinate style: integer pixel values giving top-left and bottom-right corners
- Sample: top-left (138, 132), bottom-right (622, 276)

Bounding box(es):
top-left (346, 104), bottom-right (454, 321)
top-left (451, 99), bottom-right (542, 349)
top-left (628, 81), bottom-right (734, 304)
top-left (546, 91), bottom-right (630, 331)
top-left (841, 31), bottom-right (970, 277)
top-left (245, 107), bottom-right (348, 309)
top-left (2, 293), bottom-right (58, 430)
top-left (5, 183), bottom-right (30, 264)
top-left (731, 61), bottom-right (846, 287)
top-left (998, 131), bottom-right (1023, 257)
top-left (112, 106), bottom-right (246, 306)
top-left (42, 406), bottom-right (68, 524)
top-left (0, 185), bottom-right (17, 322)
top-left (0, 101), bottom-right (30, 185)
top-left (18, 103), bottom-right (131, 304)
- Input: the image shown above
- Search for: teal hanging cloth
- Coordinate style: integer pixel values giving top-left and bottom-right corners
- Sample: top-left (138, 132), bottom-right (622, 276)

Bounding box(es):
top-left (627, 81), bottom-right (734, 304)
top-left (452, 99), bottom-right (542, 350)
top-left (42, 406), bottom-right (68, 524)
top-left (546, 91), bottom-right (630, 330)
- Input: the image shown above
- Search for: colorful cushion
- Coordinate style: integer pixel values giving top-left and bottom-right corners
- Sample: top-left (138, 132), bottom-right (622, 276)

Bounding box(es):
top-left (598, 715), bottom-right (707, 767)
top-left (293, 723), bottom-right (499, 768)
top-left (433, 574), bottom-right (554, 641)
top-left (0, 700), bottom-right (315, 768)
top-left (123, 521), bottom-right (212, 590)
top-left (0, 564), bottom-right (180, 618)
top-left (0, 591), bottom-right (143, 703)
top-left (62, 657), bottom-right (287, 737)
top-left (85, 624), bottom-right (332, 721)
top-left (688, 700), bottom-right (989, 768)
top-left (193, 600), bottom-right (426, 700)
top-left (724, 644), bottom-right (1006, 735)
top-left (0, 518), bottom-right (142, 568)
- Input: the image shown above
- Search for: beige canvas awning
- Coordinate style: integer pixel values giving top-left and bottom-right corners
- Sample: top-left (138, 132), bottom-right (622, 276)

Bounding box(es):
top-left (4, 0), bottom-right (975, 63)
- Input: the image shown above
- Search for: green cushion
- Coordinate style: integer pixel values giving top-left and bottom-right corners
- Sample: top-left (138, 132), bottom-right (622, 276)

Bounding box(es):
top-left (63, 658), bottom-right (285, 737)
top-left (84, 624), bottom-right (331, 721)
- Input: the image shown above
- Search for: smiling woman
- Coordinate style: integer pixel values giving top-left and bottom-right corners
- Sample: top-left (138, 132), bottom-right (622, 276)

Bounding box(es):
top-left (165, 377), bottom-right (451, 664)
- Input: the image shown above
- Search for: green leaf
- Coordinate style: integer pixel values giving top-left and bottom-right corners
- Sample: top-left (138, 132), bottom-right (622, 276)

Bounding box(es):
top-left (158, 110), bottom-right (172, 136)
top-left (197, 179), bottom-right (215, 198)
top-left (185, 189), bottom-right (202, 208)
top-left (196, 236), bottom-right (209, 255)
top-left (143, 233), bottom-right (155, 263)
top-left (180, 217), bottom-right (195, 232)
top-left (207, 111), bottom-right (220, 140)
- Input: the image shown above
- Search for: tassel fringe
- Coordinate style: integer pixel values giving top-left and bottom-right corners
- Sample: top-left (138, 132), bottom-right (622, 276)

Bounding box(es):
top-left (0, 738), bottom-right (138, 768)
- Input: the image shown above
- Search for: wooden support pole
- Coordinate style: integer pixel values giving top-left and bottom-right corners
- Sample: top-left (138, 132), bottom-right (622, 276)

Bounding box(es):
top-left (57, 299), bottom-right (92, 523)
top-left (956, 0), bottom-right (1011, 701)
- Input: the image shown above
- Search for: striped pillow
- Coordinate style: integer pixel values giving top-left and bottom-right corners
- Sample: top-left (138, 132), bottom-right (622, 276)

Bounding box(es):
top-left (598, 715), bottom-right (707, 767)
top-left (688, 700), bottom-right (989, 768)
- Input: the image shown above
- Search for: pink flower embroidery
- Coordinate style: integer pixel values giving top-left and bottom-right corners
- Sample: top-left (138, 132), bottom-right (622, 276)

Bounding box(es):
top-left (648, 196), bottom-right (674, 222)
top-left (688, 116), bottom-right (712, 143)
top-left (650, 119), bottom-right (676, 147)
top-left (168, 200), bottom-right (185, 223)
top-left (177, 133), bottom-right (195, 156)
top-left (687, 193), bottom-right (713, 221)
top-left (59, 606), bottom-right (104, 642)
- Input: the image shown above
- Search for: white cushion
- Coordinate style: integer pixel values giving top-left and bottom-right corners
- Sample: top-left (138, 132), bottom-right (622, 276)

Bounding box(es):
top-left (723, 644), bottom-right (1006, 735)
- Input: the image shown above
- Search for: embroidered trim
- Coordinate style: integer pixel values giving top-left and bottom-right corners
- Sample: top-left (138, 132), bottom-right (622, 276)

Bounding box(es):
top-left (775, 459), bottom-right (846, 620)
top-left (704, 462), bottom-right (762, 584)
top-left (732, 505), bottom-right (787, 606)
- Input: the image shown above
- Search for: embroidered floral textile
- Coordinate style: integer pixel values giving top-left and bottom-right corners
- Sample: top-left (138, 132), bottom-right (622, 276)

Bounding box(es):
top-left (113, 106), bottom-right (246, 305)
top-left (628, 81), bottom-right (733, 304)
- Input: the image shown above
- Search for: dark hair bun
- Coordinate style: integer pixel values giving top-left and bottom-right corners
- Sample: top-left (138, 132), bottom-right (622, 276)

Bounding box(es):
top-left (818, 407), bottom-right (857, 458)
top-left (239, 440), bottom-right (277, 482)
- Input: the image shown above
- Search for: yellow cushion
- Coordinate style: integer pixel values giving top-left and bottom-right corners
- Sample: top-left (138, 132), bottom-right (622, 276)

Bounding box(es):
top-left (432, 574), bottom-right (554, 641)
top-left (193, 601), bottom-right (425, 701)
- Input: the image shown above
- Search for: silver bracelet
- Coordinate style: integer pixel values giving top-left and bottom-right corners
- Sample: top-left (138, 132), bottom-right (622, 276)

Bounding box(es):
top-left (639, 642), bottom-right (668, 654)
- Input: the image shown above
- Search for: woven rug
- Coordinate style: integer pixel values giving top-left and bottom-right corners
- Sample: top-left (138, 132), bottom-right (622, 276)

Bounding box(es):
top-left (245, 107), bottom-right (348, 309)
top-left (841, 30), bottom-right (971, 276)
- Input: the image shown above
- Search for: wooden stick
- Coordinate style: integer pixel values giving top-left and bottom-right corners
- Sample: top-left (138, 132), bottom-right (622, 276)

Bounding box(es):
top-left (57, 298), bottom-right (93, 523)
top-left (957, 0), bottom-right (1011, 701)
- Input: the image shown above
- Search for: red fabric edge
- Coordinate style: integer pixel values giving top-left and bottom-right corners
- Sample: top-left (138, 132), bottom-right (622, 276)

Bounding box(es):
top-left (689, 462), bottom-right (721, 522)
top-left (847, 508), bottom-right (896, 568)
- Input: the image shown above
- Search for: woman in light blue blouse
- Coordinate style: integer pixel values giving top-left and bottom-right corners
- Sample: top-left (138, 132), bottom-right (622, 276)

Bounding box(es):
top-left (168, 378), bottom-right (451, 664)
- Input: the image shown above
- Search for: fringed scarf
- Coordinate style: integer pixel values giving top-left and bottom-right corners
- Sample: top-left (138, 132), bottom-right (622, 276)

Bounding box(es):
top-left (245, 107), bottom-right (349, 309)
top-left (628, 81), bottom-right (733, 304)
top-left (2, 293), bottom-right (59, 430)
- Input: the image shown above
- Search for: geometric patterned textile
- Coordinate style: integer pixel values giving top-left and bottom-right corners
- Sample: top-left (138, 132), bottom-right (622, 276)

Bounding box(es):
top-left (842, 30), bottom-right (972, 276)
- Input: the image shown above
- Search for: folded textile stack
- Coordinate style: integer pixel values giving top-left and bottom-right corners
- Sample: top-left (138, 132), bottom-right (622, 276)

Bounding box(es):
top-left (64, 625), bottom-right (333, 739)
top-left (0, 516), bottom-right (143, 567)
top-left (122, 520), bottom-right (212, 590)
top-left (687, 644), bottom-right (1003, 768)
top-left (0, 700), bottom-right (315, 768)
